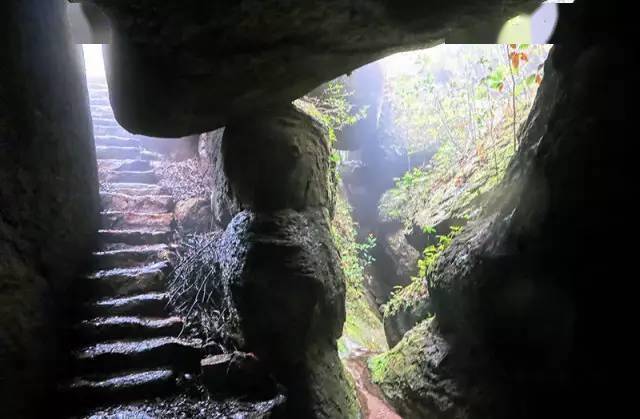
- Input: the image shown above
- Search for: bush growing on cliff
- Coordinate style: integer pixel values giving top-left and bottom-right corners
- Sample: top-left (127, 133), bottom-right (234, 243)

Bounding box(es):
top-left (382, 225), bottom-right (462, 320)
top-left (379, 45), bottom-right (550, 231)
top-left (295, 78), bottom-right (368, 145)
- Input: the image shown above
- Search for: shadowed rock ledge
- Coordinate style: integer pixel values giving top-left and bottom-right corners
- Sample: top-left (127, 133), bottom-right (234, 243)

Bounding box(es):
top-left (84, 0), bottom-right (539, 136)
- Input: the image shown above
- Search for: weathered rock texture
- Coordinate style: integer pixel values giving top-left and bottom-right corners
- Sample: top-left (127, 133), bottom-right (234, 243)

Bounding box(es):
top-left (218, 210), bottom-right (357, 417)
top-left (83, 0), bottom-right (538, 136)
top-left (175, 197), bottom-right (212, 234)
top-left (210, 105), bottom-right (332, 228)
top-left (210, 107), bottom-right (358, 417)
top-left (0, 1), bottom-right (100, 416)
top-left (375, 3), bottom-right (625, 417)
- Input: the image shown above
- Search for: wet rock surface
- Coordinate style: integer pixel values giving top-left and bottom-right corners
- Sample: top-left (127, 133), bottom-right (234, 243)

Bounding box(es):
top-left (84, 390), bottom-right (287, 419)
top-left (201, 351), bottom-right (274, 396)
top-left (217, 209), bottom-right (357, 417)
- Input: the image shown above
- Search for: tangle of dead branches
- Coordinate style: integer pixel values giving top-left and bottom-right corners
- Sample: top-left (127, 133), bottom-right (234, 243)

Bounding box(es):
top-left (168, 231), bottom-right (235, 349)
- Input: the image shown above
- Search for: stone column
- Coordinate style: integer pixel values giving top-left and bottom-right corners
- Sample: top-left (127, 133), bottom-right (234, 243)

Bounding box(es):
top-left (211, 105), bottom-right (358, 417)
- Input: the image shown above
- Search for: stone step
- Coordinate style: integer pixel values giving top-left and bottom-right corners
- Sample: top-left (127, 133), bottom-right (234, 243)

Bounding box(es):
top-left (140, 150), bottom-right (163, 161)
top-left (94, 125), bottom-right (132, 137)
top-left (107, 170), bottom-right (158, 184)
top-left (91, 110), bottom-right (116, 119)
top-left (63, 369), bottom-right (176, 407)
top-left (98, 159), bottom-right (152, 173)
top-left (96, 146), bottom-right (140, 160)
top-left (98, 229), bottom-right (172, 246)
top-left (82, 262), bottom-right (169, 298)
top-left (73, 337), bottom-right (201, 375)
top-left (93, 244), bottom-right (172, 270)
top-left (84, 293), bottom-right (170, 318)
top-left (101, 211), bottom-right (174, 230)
top-left (77, 316), bottom-right (183, 342)
top-left (90, 98), bottom-right (111, 107)
top-left (92, 117), bottom-right (119, 125)
top-left (95, 135), bottom-right (141, 148)
top-left (106, 183), bottom-right (168, 196)
top-left (90, 106), bottom-right (114, 114)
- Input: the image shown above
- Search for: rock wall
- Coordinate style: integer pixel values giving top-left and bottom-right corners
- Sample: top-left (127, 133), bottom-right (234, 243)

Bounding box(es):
top-left (0, 1), bottom-right (99, 416)
top-left (211, 105), bottom-right (358, 417)
top-left (373, 2), bottom-right (626, 417)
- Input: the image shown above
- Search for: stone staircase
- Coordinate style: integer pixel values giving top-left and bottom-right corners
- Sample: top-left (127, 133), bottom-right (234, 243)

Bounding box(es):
top-left (61, 78), bottom-right (200, 408)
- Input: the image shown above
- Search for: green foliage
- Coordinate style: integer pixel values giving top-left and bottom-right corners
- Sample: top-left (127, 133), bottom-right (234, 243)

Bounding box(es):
top-left (332, 194), bottom-right (387, 354)
top-left (368, 318), bottom-right (438, 404)
top-left (295, 78), bottom-right (368, 145)
top-left (382, 226), bottom-right (461, 319)
top-left (379, 45), bottom-right (550, 230)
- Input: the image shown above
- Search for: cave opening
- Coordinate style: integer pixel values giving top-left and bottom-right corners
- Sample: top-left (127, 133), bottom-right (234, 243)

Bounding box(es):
top-left (1, 1), bottom-right (624, 418)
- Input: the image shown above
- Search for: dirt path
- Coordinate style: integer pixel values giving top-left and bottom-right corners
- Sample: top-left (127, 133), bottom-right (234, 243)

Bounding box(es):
top-left (345, 349), bottom-right (401, 419)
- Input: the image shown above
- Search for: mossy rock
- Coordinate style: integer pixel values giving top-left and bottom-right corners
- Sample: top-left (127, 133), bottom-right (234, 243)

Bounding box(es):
top-left (369, 318), bottom-right (468, 419)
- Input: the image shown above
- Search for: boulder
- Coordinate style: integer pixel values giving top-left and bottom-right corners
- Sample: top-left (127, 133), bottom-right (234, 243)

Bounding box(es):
top-left (216, 209), bottom-right (358, 418)
top-left (175, 197), bottom-right (212, 234)
top-left (209, 105), bottom-right (332, 228)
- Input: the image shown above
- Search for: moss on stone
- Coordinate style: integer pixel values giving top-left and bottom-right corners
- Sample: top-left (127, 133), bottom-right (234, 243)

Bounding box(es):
top-left (369, 319), bottom-right (432, 398)
top-left (332, 193), bottom-right (387, 355)
top-left (368, 317), bottom-right (465, 417)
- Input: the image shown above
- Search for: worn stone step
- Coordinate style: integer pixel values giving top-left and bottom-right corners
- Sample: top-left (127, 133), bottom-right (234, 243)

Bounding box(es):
top-left (107, 170), bottom-right (158, 184)
top-left (90, 103), bottom-right (111, 110)
top-left (73, 337), bottom-right (201, 374)
top-left (77, 316), bottom-right (183, 342)
top-left (90, 107), bottom-right (114, 115)
top-left (94, 125), bottom-right (132, 137)
top-left (99, 229), bottom-right (172, 246)
top-left (84, 293), bottom-right (170, 318)
top-left (92, 117), bottom-right (119, 125)
top-left (95, 135), bottom-right (141, 148)
top-left (63, 369), bottom-right (176, 406)
top-left (96, 146), bottom-right (140, 160)
top-left (93, 244), bottom-right (172, 270)
top-left (98, 159), bottom-right (152, 173)
top-left (101, 211), bottom-right (174, 231)
top-left (140, 150), bottom-right (163, 161)
top-left (106, 183), bottom-right (167, 196)
top-left (101, 193), bottom-right (172, 213)
top-left (82, 262), bottom-right (169, 298)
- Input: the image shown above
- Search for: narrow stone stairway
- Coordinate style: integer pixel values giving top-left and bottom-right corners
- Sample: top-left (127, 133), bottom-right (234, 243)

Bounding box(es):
top-left (61, 78), bottom-right (200, 410)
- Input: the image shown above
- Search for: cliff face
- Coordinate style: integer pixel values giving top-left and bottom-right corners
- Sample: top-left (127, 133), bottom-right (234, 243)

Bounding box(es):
top-left (0, 1), bottom-right (99, 416)
top-left (372, 3), bottom-right (626, 417)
